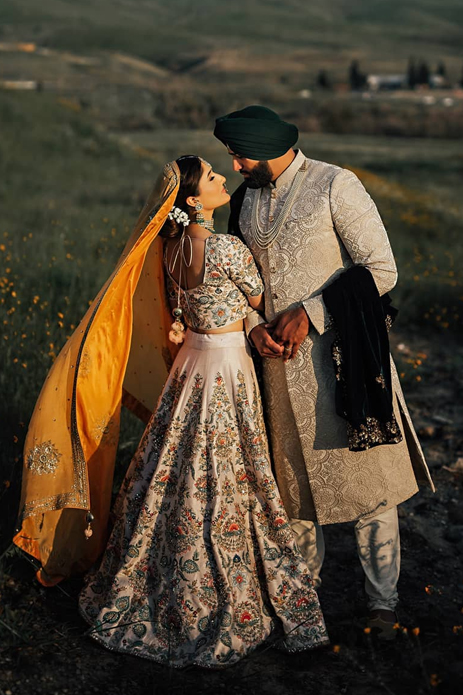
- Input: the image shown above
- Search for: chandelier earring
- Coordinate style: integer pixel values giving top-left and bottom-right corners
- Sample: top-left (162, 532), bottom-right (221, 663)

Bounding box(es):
top-left (193, 199), bottom-right (215, 233)
top-left (194, 200), bottom-right (205, 226)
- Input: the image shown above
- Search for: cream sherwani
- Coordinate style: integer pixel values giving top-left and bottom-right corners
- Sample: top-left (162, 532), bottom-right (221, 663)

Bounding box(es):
top-left (240, 150), bottom-right (434, 526)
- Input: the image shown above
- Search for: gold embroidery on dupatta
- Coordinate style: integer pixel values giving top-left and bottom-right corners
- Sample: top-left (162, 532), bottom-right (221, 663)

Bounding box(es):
top-left (93, 417), bottom-right (118, 448)
top-left (26, 441), bottom-right (62, 475)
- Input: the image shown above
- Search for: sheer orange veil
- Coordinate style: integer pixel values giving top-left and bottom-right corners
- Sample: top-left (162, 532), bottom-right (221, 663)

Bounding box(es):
top-left (13, 161), bottom-right (181, 585)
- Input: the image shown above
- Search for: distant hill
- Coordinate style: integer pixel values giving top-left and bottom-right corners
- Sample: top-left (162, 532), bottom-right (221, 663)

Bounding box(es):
top-left (1, 2), bottom-right (462, 139)
top-left (1, 0), bottom-right (463, 80)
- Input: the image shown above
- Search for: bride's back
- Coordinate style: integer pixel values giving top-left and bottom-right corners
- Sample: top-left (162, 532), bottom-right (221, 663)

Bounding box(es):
top-left (164, 233), bottom-right (211, 291)
top-left (163, 232), bottom-right (264, 334)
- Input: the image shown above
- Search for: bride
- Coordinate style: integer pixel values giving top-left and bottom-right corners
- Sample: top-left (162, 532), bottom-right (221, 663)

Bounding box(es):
top-left (14, 156), bottom-right (328, 668)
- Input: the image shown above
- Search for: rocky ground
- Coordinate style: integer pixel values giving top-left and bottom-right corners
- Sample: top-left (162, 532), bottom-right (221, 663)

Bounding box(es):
top-left (0, 330), bottom-right (462, 695)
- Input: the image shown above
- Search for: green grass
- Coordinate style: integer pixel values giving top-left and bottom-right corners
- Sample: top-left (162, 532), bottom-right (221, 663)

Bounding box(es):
top-left (1, 0), bottom-right (463, 75)
top-left (0, 90), bottom-right (462, 550)
top-left (0, 91), bottom-right (156, 543)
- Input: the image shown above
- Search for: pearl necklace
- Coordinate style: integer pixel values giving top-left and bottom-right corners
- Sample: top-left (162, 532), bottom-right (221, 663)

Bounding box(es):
top-left (250, 160), bottom-right (308, 250)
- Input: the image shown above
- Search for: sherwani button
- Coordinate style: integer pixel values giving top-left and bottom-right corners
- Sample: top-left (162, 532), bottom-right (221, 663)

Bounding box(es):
top-left (272, 292), bottom-right (278, 299)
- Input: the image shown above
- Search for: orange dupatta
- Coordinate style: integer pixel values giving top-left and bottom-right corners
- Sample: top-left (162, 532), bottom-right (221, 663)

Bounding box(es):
top-left (13, 162), bottom-right (181, 585)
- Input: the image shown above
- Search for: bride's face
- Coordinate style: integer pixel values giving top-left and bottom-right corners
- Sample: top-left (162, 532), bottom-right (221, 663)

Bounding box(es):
top-left (193, 162), bottom-right (230, 212)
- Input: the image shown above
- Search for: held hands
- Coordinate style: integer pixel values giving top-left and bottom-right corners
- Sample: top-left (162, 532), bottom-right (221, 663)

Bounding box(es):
top-left (249, 324), bottom-right (284, 359)
top-left (265, 306), bottom-right (310, 362)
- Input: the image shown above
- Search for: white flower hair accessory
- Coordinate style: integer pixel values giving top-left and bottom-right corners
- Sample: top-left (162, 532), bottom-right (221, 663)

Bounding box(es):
top-left (167, 206), bottom-right (190, 227)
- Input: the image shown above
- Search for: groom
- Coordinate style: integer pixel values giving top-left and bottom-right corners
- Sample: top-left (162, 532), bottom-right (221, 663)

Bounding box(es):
top-left (214, 105), bottom-right (434, 638)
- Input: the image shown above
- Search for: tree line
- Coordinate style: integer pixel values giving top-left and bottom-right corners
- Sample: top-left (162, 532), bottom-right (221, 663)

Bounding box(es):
top-left (315, 59), bottom-right (463, 91)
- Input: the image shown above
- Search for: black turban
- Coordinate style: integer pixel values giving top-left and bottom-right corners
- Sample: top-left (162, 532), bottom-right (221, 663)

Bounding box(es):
top-left (214, 105), bottom-right (298, 160)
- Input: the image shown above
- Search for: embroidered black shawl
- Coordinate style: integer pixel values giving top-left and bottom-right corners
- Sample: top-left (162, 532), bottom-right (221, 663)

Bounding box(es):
top-left (323, 265), bottom-right (402, 452)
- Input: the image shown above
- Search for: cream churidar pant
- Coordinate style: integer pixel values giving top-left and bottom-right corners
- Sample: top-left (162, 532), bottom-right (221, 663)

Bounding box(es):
top-left (290, 506), bottom-right (400, 611)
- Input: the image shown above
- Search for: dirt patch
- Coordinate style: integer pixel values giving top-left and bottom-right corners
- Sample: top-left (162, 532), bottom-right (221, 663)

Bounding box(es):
top-left (1, 331), bottom-right (462, 695)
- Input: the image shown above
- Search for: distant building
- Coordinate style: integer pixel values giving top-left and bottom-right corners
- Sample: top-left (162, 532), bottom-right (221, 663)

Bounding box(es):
top-left (429, 74), bottom-right (448, 89)
top-left (366, 70), bottom-right (449, 92)
top-left (366, 74), bottom-right (407, 91)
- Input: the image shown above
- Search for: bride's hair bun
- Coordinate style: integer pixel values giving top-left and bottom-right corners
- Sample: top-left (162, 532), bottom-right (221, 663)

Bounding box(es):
top-left (159, 156), bottom-right (202, 239)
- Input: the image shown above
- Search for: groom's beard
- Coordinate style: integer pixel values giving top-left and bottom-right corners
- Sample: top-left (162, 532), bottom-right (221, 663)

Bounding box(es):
top-left (243, 161), bottom-right (273, 189)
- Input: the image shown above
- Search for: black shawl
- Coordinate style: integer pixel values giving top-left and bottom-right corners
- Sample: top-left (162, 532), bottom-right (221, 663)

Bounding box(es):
top-left (323, 265), bottom-right (402, 452)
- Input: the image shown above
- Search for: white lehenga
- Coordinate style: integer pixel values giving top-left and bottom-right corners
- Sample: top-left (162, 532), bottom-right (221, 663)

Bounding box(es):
top-left (79, 330), bottom-right (328, 668)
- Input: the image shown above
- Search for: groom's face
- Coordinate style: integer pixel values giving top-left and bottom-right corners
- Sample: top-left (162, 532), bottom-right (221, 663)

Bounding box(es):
top-left (227, 148), bottom-right (274, 189)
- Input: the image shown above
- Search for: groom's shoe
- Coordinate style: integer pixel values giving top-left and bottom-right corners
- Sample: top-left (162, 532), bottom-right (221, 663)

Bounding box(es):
top-left (366, 609), bottom-right (398, 641)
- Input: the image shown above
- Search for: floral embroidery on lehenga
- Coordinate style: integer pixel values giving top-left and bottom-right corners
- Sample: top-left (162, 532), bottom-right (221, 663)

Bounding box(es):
top-left (79, 336), bottom-right (328, 668)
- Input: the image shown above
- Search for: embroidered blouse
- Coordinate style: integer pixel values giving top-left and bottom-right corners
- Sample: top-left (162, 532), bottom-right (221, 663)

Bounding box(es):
top-left (164, 234), bottom-right (264, 331)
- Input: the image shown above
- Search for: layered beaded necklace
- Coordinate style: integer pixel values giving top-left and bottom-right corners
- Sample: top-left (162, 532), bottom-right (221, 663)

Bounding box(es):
top-left (250, 160), bottom-right (308, 250)
top-left (200, 218), bottom-right (215, 233)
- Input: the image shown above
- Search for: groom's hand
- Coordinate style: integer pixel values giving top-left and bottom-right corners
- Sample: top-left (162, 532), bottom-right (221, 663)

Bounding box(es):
top-left (249, 325), bottom-right (285, 359)
top-left (265, 306), bottom-right (310, 362)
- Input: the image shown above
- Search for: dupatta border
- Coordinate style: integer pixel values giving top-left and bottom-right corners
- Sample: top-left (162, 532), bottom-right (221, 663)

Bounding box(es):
top-left (16, 163), bottom-right (180, 525)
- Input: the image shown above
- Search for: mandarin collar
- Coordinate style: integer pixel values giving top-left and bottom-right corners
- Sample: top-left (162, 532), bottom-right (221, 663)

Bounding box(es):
top-left (268, 149), bottom-right (306, 191)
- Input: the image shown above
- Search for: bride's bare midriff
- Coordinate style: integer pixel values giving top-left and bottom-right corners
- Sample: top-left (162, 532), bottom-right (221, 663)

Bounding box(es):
top-left (189, 318), bottom-right (244, 335)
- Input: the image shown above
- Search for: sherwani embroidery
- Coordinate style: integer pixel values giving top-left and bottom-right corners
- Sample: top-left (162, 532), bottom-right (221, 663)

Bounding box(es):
top-left (240, 150), bottom-right (434, 525)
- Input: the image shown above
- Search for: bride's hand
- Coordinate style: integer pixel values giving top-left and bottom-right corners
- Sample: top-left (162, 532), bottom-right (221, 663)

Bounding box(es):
top-left (265, 306), bottom-right (310, 362)
top-left (249, 325), bottom-right (284, 358)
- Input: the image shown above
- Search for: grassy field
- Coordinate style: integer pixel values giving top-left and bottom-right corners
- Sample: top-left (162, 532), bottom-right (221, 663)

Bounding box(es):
top-left (1, 88), bottom-right (463, 694)
top-left (1, 88), bottom-right (462, 543)
top-left (1, 0), bottom-right (463, 80)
